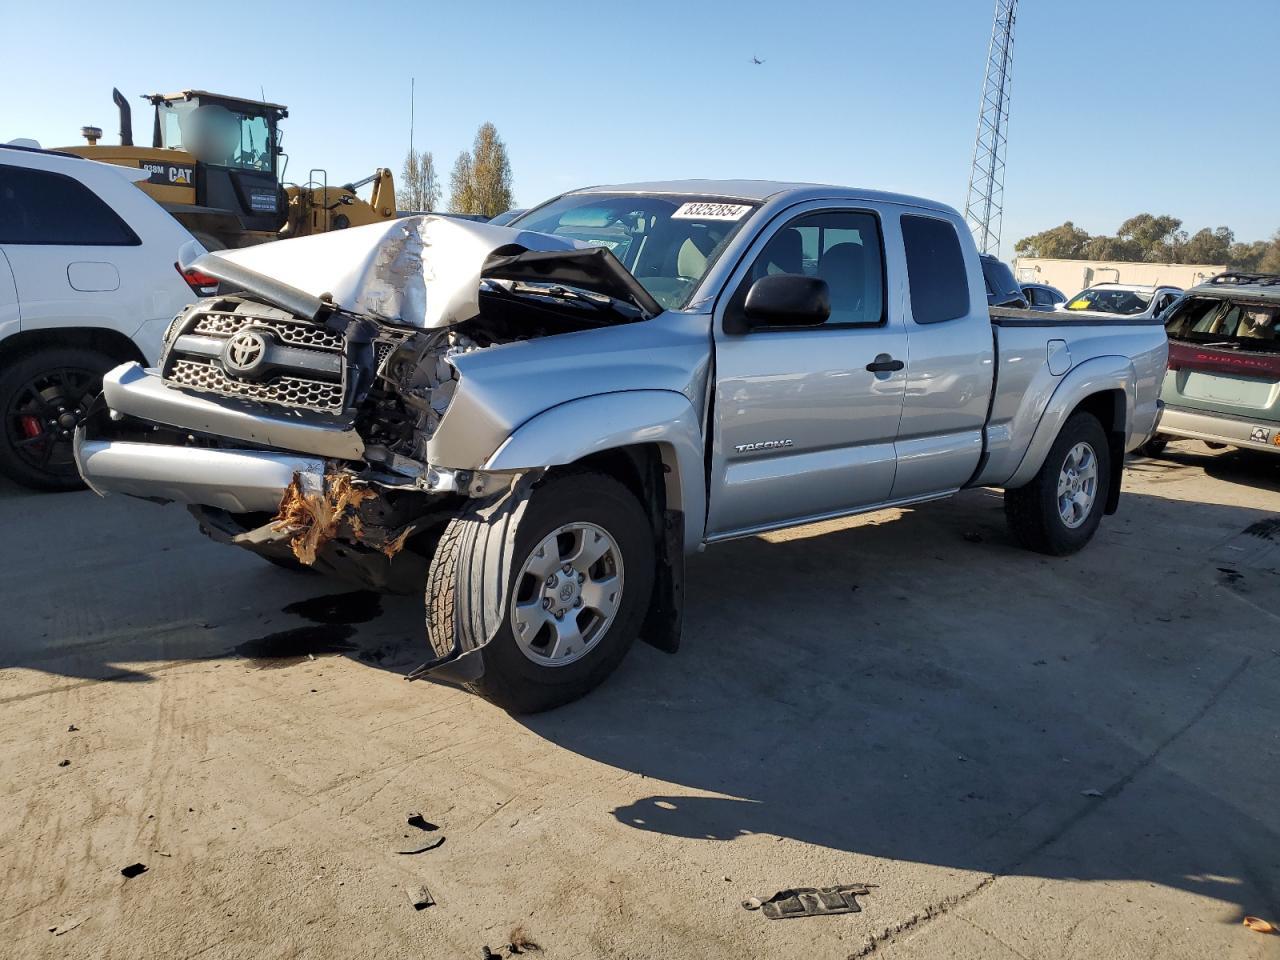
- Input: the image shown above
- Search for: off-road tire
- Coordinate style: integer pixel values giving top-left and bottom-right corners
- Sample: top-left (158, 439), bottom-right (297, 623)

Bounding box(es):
top-left (0, 346), bottom-right (118, 492)
top-left (427, 471), bottom-right (655, 713)
top-left (1004, 411), bottom-right (1111, 556)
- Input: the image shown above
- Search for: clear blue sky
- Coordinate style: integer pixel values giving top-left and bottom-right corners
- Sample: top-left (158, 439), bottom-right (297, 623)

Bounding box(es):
top-left (3, 0), bottom-right (1276, 253)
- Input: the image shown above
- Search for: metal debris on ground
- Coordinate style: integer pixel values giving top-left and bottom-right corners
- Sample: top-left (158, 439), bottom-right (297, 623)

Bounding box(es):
top-left (120, 863), bottom-right (148, 879)
top-left (406, 812), bottom-right (439, 832)
top-left (481, 948), bottom-right (497, 959)
top-left (407, 883), bottom-right (435, 910)
top-left (67, 724), bottom-right (78, 732)
top-left (1243, 916), bottom-right (1276, 934)
top-left (398, 837), bottom-right (445, 855)
top-left (49, 917), bottom-right (87, 936)
top-left (743, 884), bottom-right (872, 919)
top-left (1081, 788), bottom-right (1104, 798)
top-left (507, 926), bottom-right (541, 953)
top-left (58, 759), bottom-right (70, 767)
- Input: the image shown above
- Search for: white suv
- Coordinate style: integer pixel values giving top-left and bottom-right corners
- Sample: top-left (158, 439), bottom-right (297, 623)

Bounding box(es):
top-left (0, 144), bottom-right (214, 490)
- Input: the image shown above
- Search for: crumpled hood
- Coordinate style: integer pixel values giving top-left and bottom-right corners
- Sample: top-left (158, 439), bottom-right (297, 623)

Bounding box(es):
top-left (209, 215), bottom-right (579, 328)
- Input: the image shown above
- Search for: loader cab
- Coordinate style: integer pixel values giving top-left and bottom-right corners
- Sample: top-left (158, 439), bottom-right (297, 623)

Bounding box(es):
top-left (145, 90), bottom-right (289, 241)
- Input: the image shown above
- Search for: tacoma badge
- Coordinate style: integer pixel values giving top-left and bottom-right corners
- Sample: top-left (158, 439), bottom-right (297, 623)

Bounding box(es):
top-left (735, 439), bottom-right (794, 453)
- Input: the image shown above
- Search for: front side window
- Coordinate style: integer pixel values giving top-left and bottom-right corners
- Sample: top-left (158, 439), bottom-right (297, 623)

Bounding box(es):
top-left (157, 101), bottom-right (275, 173)
top-left (0, 165), bottom-right (139, 245)
top-left (902, 215), bottom-right (969, 324)
top-left (511, 193), bottom-right (759, 310)
top-left (738, 210), bottom-right (886, 326)
top-left (1166, 297), bottom-right (1279, 351)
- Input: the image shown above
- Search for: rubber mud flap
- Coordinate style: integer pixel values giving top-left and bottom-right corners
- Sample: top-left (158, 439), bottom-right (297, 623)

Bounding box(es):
top-left (407, 474), bottom-right (536, 682)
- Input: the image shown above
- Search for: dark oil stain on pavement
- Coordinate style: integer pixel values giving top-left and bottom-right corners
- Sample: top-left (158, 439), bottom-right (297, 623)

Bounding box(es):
top-left (234, 625), bottom-right (357, 668)
top-left (283, 590), bottom-right (382, 625)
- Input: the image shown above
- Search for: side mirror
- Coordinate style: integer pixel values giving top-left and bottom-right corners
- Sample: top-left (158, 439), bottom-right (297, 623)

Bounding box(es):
top-left (739, 274), bottom-right (830, 330)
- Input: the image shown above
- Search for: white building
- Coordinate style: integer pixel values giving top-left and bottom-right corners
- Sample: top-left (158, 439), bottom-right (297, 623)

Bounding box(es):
top-left (1013, 257), bottom-right (1226, 294)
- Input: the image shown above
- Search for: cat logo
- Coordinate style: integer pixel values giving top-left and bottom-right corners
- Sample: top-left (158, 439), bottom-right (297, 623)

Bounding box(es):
top-left (142, 162), bottom-right (194, 186)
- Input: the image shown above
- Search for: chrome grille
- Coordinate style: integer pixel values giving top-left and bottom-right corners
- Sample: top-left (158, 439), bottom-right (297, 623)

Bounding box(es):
top-left (162, 297), bottom-right (346, 414)
top-left (169, 359), bottom-right (345, 410)
top-left (192, 313), bottom-right (343, 350)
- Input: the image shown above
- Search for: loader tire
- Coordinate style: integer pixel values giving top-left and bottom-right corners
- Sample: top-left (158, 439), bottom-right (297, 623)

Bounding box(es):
top-left (426, 471), bottom-right (655, 713)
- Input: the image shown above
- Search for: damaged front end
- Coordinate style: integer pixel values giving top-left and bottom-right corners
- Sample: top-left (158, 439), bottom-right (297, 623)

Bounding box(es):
top-left (75, 215), bottom-right (657, 668)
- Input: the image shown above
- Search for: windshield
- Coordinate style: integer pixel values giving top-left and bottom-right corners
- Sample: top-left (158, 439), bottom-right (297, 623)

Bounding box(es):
top-left (157, 101), bottom-right (275, 173)
top-left (1165, 297), bottom-right (1280, 352)
top-left (1064, 287), bottom-right (1153, 315)
top-left (510, 193), bottom-right (759, 310)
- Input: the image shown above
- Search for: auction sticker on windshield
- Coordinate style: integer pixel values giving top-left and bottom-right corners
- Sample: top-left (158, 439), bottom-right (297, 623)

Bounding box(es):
top-left (671, 202), bottom-right (752, 221)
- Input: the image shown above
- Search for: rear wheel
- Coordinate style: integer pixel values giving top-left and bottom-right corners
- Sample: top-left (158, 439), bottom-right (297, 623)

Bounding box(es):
top-left (427, 471), bottom-right (655, 713)
top-left (1140, 435), bottom-right (1169, 458)
top-left (1004, 412), bottom-right (1111, 556)
top-left (0, 346), bottom-right (118, 491)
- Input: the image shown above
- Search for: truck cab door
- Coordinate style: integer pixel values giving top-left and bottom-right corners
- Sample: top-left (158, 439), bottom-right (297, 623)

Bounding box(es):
top-left (889, 213), bottom-right (994, 501)
top-left (705, 203), bottom-right (908, 539)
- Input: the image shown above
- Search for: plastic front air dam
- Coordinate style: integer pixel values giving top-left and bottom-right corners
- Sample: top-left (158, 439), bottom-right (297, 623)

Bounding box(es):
top-left (405, 474), bottom-right (537, 686)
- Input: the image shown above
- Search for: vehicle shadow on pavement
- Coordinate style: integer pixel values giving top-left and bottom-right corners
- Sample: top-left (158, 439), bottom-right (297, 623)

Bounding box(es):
top-left (2, 474), bottom-right (1277, 925)
top-left (519, 486), bottom-right (1280, 922)
top-left (1128, 444), bottom-right (1280, 494)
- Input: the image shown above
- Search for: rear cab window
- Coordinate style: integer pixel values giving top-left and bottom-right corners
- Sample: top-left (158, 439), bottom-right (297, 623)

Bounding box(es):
top-left (0, 164), bottom-right (140, 246)
top-left (901, 215), bottom-right (970, 323)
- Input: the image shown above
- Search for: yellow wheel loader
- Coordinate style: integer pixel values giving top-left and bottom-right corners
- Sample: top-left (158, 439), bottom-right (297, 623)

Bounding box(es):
top-left (61, 89), bottom-right (395, 249)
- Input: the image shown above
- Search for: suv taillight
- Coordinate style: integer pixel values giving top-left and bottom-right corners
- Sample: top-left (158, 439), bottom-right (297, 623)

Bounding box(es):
top-left (176, 263), bottom-right (219, 296)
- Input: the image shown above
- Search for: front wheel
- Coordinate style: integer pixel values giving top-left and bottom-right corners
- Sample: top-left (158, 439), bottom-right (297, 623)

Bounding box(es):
top-left (1004, 412), bottom-right (1112, 556)
top-left (426, 471), bottom-right (656, 713)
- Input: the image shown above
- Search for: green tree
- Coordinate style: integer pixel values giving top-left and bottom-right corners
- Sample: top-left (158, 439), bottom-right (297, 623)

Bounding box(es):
top-left (448, 151), bottom-right (475, 214)
top-left (1180, 226), bottom-right (1233, 265)
top-left (1013, 221), bottom-right (1091, 259)
top-left (1229, 240), bottom-right (1269, 272)
top-left (447, 122), bottom-right (514, 216)
top-left (1082, 234), bottom-right (1141, 262)
top-left (1260, 230), bottom-right (1280, 274)
top-left (396, 148), bottom-right (440, 212)
top-left (1115, 214), bottom-right (1183, 262)
top-left (469, 122), bottom-right (514, 217)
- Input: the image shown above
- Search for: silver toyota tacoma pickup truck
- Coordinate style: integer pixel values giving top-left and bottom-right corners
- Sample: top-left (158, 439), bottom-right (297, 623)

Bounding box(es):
top-left (75, 181), bottom-right (1168, 712)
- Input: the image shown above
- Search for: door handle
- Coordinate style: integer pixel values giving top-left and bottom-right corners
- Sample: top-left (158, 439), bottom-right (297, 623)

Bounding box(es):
top-left (866, 354), bottom-right (905, 373)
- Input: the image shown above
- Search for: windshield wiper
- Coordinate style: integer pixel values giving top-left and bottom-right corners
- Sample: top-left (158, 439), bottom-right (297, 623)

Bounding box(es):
top-left (1200, 340), bottom-right (1242, 349)
top-left (484, 279), bottom-right (641, 318)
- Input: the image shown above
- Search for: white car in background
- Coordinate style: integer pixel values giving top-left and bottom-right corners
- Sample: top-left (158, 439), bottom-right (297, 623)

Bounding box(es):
top-left (1059, 282), bottom-right (1182, 321)
top-left (0, 143), bottom-right (213, 490)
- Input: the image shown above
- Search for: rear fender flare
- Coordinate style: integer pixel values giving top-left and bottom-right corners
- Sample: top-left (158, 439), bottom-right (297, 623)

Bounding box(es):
top-left (483, 390), bottom-right (706, 553)
top-left (1002, 356), bottom-right (1135, 491)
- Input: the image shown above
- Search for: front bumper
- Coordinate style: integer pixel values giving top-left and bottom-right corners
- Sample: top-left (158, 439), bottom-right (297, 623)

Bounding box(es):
top-left (75, 437), bottom-right (324, 512)
top-left (72, 362), bottom-right (353, 510)
top-left (1157, 404), bottom-right (1280, 454)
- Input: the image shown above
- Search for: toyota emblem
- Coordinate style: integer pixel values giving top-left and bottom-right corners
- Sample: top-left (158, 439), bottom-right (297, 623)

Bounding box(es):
top-left (224, 330), bottom-right (267, 375)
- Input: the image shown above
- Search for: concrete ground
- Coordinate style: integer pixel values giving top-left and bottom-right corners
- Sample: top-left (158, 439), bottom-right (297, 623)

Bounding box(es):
top-left (2, 441), bottom-right (1278, 960)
